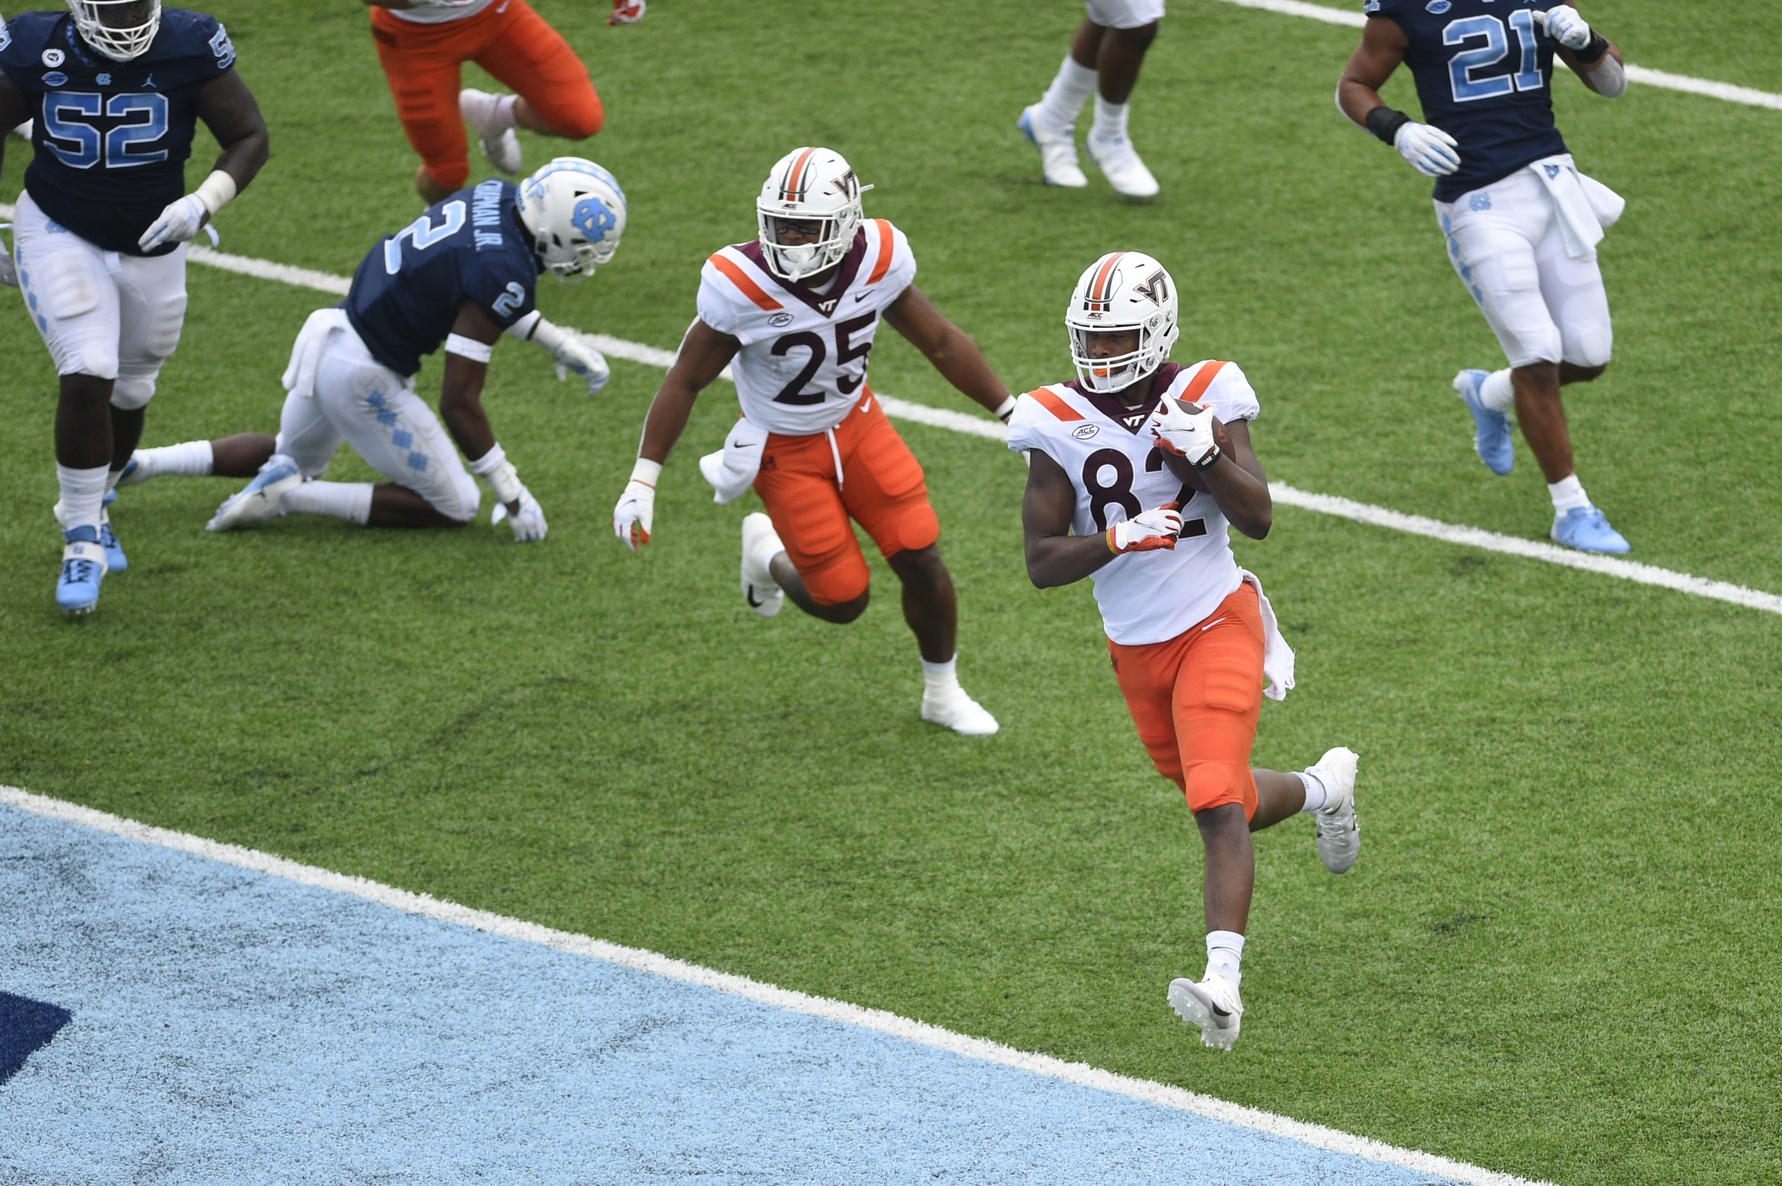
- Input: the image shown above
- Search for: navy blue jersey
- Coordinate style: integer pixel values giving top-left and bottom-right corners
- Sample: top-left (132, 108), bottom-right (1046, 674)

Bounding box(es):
top-left (1365, 0), bottom-right (1570, 202)
top-left (0, 8), bottom-right (236, 255)
top-left (344, 179), bottom-right (541, 378)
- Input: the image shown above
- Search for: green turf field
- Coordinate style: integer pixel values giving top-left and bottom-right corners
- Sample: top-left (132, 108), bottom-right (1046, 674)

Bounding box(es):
top-left (3, 2), bottom-right (1780, 1181)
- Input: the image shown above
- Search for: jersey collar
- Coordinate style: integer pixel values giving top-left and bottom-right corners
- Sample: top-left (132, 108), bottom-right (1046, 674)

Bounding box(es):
top-left (737, 229), bottom-right (868, 319)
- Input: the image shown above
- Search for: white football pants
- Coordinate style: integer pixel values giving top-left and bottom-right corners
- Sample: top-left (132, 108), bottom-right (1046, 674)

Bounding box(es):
top-left (1434, 167), bottom-right (1613, 370)
top-left (10, 190), bottom-right (188, 410)
top-left (1085, 0), bottom-right (1165, 28)
top-left (274, 323), bottom-right (481, 522)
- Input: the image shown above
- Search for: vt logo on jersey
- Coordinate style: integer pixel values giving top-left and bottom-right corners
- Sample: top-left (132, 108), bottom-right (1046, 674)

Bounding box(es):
top-left (572, 198), bottom-right (616, 242)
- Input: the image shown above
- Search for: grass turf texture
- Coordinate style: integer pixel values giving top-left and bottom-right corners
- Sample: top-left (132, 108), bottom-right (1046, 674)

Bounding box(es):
top-left (3, 1), bottom-right (1780, 1181)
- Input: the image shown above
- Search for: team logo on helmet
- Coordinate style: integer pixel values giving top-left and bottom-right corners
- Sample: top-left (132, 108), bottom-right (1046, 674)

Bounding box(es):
top-left (572, 198), bottom-right (617, 243)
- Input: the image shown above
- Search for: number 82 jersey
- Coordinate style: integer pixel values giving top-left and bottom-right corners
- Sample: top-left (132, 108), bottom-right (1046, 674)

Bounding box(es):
top-left (1006, 359), bottom-right (1263, 645)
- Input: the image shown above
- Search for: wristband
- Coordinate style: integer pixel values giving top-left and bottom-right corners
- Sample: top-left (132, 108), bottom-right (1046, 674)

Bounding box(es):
top-left (1576, 29), bottom-right (1610, 65)
top-left (1194, 445), bottom-right (1222, 471)
top-left (1364, 105), bottom-right (1411, 146)
top-left (194, 169), bottom-right (237, 218)
top-left (993, 394), bottom-right (1017, 423)
top-left (629, 457), bottom-right (663, 487)
top-left (470, 442), bottom-right (524, 504)
top-left (1106, 526), bottom-right (1119, 555)
top-left (444, 333), bottom-right (494, 363)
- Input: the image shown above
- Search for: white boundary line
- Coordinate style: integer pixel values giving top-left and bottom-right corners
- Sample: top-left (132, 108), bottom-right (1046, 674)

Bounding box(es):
top-left (1213, 0), bottom-right (1782, 110)
top-left (0, 783), bottom-right (1551, 1186)
top-left (5, 204), bottom-right (1779, 617)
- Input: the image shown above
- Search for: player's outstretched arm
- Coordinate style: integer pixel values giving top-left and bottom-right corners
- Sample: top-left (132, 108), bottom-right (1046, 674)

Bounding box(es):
top-left (1337, 16), bottom-right (1461, 177)
top-left (140, 69), bottom-right (270, 251)
top-left (439, 300), bottom-right (548, 541)
top-left (1022, 449), bottom-right (1180, 588)
top-left (883, 287), bottom-right (1016, 422)
top-left (612, 319), bottom-right (739, 550)
top-left (1541, 5), bottom-right (1626, 98)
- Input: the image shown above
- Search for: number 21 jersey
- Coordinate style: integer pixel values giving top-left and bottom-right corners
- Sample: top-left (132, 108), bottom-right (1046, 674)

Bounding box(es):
top-left (696, 218), bottom-right (916, 436)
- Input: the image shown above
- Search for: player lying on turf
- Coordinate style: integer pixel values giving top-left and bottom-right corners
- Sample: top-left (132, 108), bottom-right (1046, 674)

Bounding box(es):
top-left (1338, 0), bottom-right (1632, 553)
top-left (1006, 251), bottom-right (1361, 1051)
top-left (611, 147), bottom-right (1013, 736)
top-left (141, 158), bottom-right (621, 539)
top-left (1, 0), bottom-right (269, 616)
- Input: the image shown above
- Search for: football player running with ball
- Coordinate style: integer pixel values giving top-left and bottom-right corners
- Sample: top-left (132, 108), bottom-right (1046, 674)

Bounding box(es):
top-left (1007, 252), bottom-right (1360, 1050)
top-left (0, 0), bottom-right (269, 615)
top-left (612, 147), bottom-right (1012, 736)
top-left (1338, 0), bottom-right (1632, 553)
top-left (203, 158), bottom-right (621, 539)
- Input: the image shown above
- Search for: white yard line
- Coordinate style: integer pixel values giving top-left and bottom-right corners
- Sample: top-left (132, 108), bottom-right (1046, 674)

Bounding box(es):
top-left (0, 784), bottom-right (1553, 1186)
top-left (1213, 0), bottom-right (1782, 111)
top-left (4, 203), bottom-right (1778, 618)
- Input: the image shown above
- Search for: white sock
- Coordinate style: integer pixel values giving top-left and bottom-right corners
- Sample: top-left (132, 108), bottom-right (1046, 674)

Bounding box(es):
top-left (1090, 95), bottom-right (1130, 144)
top-left (131, 440), bottom-right (215, 482)
top-left (282, 480), bottom-right (372, 525)
top-left (921, 655), bottom-right (961, 699)
top-left (1548, 474), bottom-right (1590, 514)
top-left (1037, 55), bottom-right (1097, 130)
top-left (1297, 769), bottom-right (1329, 814)
top-left (57, 463), bottom-right (109, 534)
top-left (463, 90), bottom-right (518, 133)
top-left (1205, 930), bottom-right (1245, 990)
top-left (1479, 368), bottom-right (1515, 413)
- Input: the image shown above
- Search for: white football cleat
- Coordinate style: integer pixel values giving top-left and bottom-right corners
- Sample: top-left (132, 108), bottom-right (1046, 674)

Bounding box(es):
top-left (740, 512), bottom-right (785, 618)
top-left (1086, 131), bottom-right (1159, 201)
top-left (1018, 104), bottom-right (1087, 188)
top-left (208, 455), bottom-right (301, 532)
top-left (460, 88), bottom-right (523, 175)
top-left (1306, 746), bottom-right (1361, 874)
top-left (920, 686), bottom-right (999, 736)
top-left (1168, 976), bottom-right (1243, 1051)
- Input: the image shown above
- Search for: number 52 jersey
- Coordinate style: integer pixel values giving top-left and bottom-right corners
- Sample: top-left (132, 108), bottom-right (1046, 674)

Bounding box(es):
top-left (1006, 359), bottom-right (1263, 646)
top-left (696, 217), bottom-right (916, 436)
top-left (0, 7), bottom-right (237, 255)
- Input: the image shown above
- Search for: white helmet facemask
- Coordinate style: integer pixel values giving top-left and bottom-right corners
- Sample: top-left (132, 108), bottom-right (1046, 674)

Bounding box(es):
top-left (1064, 251), bottom-right (1180, 394)
top-left (67, 0), bottom-right (162, 62)
top-left (515, 157), bottom-right (628, 281)
top-left (756, 147), bottom-right (871, 283)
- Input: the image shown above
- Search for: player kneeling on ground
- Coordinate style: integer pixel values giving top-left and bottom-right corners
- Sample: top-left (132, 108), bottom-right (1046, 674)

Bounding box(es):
top-left (1007, 251), bottom-right (1360, 1050)
top-left (150, 159), bottom-right (622, 538)
top-left (611, 147), bottom-right (1012, 736)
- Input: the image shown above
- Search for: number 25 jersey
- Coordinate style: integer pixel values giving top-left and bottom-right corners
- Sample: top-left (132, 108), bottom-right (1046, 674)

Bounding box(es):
top-left (0, 8), bottom-right (237, 255)
top-left (1006, 360), bottom-right (1263, 646)
top-left (696, 218), bottom-right (916, 436)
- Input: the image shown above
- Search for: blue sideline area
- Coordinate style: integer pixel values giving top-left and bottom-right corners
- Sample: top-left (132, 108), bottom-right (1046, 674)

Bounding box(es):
top-left (1, 804), bottom-right (1467, 1184)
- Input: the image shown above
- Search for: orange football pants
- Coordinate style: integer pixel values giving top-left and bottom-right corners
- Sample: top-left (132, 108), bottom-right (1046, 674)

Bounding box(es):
top-left (370, 0), bottom-right (603, 191)
top-left (751, 389), bottom-right (941, 606)
top-left (1108, 581), bottom-right (1266, 818)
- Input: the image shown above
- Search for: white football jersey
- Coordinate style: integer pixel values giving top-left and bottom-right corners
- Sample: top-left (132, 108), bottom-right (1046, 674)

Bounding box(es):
top-left (696, 218), bottom-right (917, 436)
top-left (1006, 360), bottom-right (1263, 645)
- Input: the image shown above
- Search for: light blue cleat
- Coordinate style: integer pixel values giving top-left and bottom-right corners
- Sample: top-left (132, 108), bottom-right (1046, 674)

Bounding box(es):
top-left (1551, 505), bottom-right (1630, 554)
top-left (208, 455), bottom-right (301, 532)
top-left (56, 525), bottom-right (108, 616)
top-left (52, 494), bottom-right (125, 570)
top-left (115, 455), bottom-right (144, 486)
top-left (1453, 368), bottom-right (1513, 475)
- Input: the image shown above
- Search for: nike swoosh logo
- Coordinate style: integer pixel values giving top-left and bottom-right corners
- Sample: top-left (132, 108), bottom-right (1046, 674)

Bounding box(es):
top-left (746, 586), bottom-right (763, 608)
top-left (853, 292), bottom-right (870, 302)
top-left (1200, 617), bottom-right (1227, 631)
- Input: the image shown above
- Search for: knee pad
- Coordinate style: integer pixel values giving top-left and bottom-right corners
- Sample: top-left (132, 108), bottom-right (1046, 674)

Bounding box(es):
top-left (1184, 761), bottom-right (1252, 817)
top-left (431, 470), bottom-right (481, 524)
top-left (548, 93), bottom-right (603, 140)
top-left (802, 553), bottom-right (871, 607)
top-left (110, 376), bottom-right (156, 411)
top-left (1565, 323), bottom-right (1613, 369)
top-left (424, 158), bottom-right (470, 192)
top-left (64, 340), bottom-right (120, 381)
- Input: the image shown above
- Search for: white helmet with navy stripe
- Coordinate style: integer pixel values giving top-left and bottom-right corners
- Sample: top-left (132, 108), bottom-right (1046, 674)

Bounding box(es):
top-left (67, 0), bottom-right (161, 62)
top-left (1065, 251), bottom-right (1180, 393)
top-left (516, 157), bottom-right (627, 280)
top-left (756, 146), bottom-right (872, 282)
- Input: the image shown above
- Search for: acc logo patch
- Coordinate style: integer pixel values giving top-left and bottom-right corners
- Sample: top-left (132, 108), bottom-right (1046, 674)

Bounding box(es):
top-left (42, 70), bottom-right (67, 86)
top-left (1071, 424), bottom-right (1100, 440)
top-left (769, 312), bottom-right (794, 328)
top-left (1425, 0), bottom-right (1450, 13)
top-left (42, 48), bottom-right (64, 67)
top-left (572, 197), bottom-right (616, 243)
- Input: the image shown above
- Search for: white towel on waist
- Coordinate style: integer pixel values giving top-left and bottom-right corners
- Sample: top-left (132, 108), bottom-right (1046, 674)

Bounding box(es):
top-left (1240, 569), bottom-right (1296, 702)
top-left (281, 307), bottom-right (350, 399)
top-left (699, 416), bottom-right (770, 504)
top-left (1531, 154), bottom-right (1623, 259)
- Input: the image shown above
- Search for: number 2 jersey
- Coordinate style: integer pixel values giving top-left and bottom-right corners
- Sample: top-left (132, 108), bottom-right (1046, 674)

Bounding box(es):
top-left (1364, 0), bottom-right (1570, 202)
top-left (696, 217), bottom-right (916, 436)
top-left (1006, 360), bottom-right (1263, 646)
top-left (0, 8), bottom-right (236, 255)
top-left (343, 178), bottom-right (540, 378)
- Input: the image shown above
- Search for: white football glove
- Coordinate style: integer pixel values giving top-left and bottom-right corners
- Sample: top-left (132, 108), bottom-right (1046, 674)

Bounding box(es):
top-left (1108, 503), bottom-right (1183, 554)
top-left (490, 487), bottom-right (548, 542)
top-left (1148, 395), bottom-right (1221, 468)
top-left (1532, 5), bottom-right (1593, 51)
top-left (553, 330), bottom-right (612, 397)
top-left (1394, 121), bottom-right (1461, 178)
top-left (138, 193), bottom-right (211, 252)
top-left (612, 477), bottom-right (655, 551)
top-left (0, 243), bottom-right (15, 289)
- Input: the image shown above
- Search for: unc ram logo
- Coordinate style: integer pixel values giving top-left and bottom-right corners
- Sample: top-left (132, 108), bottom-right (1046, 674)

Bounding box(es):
top-left (572, 198), bottom-right (616, 243)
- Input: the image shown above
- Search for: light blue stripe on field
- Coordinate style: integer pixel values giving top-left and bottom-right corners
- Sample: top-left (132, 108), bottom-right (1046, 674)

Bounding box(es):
top-left (2, 805), bottom-right (1468, 1184)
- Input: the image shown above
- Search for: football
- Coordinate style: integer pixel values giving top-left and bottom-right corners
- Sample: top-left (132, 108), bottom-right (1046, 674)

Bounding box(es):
top-left (1155, 411), bottom-right (1233, 492)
